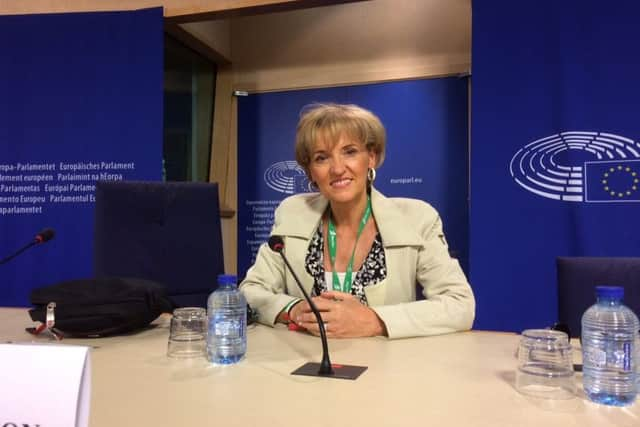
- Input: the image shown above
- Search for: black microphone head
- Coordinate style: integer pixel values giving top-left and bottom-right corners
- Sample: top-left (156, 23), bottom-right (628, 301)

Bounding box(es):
top-left (35, 228), bottom-right (55, 243)
top-left (268, 235), bottom-right (284, 253)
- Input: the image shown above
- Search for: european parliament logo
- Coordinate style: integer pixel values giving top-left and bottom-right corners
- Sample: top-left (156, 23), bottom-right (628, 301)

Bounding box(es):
top-left (509, 131), bottom-right (640, 203)
top-left (264, 160), bottom-right (313, 194)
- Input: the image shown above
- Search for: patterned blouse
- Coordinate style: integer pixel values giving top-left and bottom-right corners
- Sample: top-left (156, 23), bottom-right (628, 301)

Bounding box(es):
top-left (305, 223), bottom-right (387, 305)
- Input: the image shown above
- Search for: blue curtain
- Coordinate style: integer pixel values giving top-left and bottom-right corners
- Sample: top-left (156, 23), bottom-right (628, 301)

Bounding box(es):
top-left (0, 8), bottom-right (163, 306)
top-left (471, 0), bottom-right (640, 331)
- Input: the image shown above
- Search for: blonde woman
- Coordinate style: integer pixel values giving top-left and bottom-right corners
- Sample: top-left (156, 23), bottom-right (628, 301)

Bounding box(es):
top-left (240, 103), bottom-right (475, 339)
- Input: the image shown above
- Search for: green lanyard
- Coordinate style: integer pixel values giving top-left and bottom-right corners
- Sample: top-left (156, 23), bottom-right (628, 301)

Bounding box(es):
top-left (327, 196), bottom-right (372, 293)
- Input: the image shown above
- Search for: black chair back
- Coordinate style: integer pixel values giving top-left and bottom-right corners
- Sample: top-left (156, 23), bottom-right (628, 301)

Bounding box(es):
top-left (556, 257), bottom-right (640, 337)
top-left (94, 181), bottom-right (225, 308)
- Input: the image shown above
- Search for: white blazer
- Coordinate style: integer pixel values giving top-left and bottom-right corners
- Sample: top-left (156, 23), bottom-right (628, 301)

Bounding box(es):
top-left (239, 188), bottom-right (475, 339)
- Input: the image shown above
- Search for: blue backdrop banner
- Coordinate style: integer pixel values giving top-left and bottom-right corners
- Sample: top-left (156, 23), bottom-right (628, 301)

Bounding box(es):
top-left (471, 1), bottom-right (640, 331)
top-left (0, 8), bottom-right (163, 306)
top-left (237, 77), bottom-right (469, 280)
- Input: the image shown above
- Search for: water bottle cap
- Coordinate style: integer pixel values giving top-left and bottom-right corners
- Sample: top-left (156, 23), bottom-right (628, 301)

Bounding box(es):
top-left (218, 274), bottom-right (237, 285)
top-left (595, 285), bottom-right (624, 299)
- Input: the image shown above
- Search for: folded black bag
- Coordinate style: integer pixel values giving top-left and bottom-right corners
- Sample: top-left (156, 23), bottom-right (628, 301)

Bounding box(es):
top-left (29, 277), bottom-right (174, 338)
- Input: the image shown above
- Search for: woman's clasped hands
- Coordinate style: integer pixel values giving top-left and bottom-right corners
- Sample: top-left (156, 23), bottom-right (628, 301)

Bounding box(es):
top-left (289, 291), bottom-right (386, 338)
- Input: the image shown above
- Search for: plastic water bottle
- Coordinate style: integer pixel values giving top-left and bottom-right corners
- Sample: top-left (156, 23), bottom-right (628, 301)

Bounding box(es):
top-left (582, 286), bottom-right (639, 406)
top-left (207, 274), bottom-right (247, 364)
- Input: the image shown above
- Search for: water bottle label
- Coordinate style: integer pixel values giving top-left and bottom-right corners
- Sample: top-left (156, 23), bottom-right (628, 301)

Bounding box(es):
top-left (584, 341), bottom-right (634, 372)
top-left (211, 317), bottom-right (245, 338)
top-left (584, 347), bottom-right (607, 367)
top-left (622, 342), bottom-right (631, 372)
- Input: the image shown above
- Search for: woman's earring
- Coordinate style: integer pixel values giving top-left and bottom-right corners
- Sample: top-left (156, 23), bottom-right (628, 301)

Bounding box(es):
top-left (308, 180), bottom-right (318, 192)
top-left (367, 167), bottom-right (376, 183)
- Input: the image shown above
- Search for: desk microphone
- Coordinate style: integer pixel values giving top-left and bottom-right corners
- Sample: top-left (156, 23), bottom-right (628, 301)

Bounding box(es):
top-left (268, 235), bottom-right (367, 380)
top-left (0, 228), bottom-right (56, 265)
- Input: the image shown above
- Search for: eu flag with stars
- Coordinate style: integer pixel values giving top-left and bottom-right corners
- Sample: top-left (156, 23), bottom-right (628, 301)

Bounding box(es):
top-left (585, 160), bottom-right (640, 202)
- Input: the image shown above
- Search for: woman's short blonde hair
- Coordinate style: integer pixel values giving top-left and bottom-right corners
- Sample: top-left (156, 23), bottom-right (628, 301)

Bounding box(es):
top-left (295, 103), bottom-right (386, 177)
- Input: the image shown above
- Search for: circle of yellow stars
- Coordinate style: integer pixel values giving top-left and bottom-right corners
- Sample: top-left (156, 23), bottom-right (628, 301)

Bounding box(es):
top-left (601, 165), bottom-right (639, 198)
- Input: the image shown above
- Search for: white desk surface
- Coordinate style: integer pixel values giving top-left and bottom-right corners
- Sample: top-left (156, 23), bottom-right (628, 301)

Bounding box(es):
top-left (1, 307), bottom-right (638, 427)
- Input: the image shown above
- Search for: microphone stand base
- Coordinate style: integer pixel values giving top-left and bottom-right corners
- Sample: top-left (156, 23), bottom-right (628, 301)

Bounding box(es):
top-left (291, 362), bottom-right (367, 380)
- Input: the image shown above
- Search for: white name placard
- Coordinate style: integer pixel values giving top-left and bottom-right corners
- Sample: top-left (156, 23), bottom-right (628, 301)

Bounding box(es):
top-left (0, 343), bottom-right (91, 427)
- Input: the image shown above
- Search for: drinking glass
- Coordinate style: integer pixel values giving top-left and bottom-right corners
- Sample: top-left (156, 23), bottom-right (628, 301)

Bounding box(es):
top-left (167, 307), bottom-right (207, 359)
top-left (515, 329), bottom-right (576, 399)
